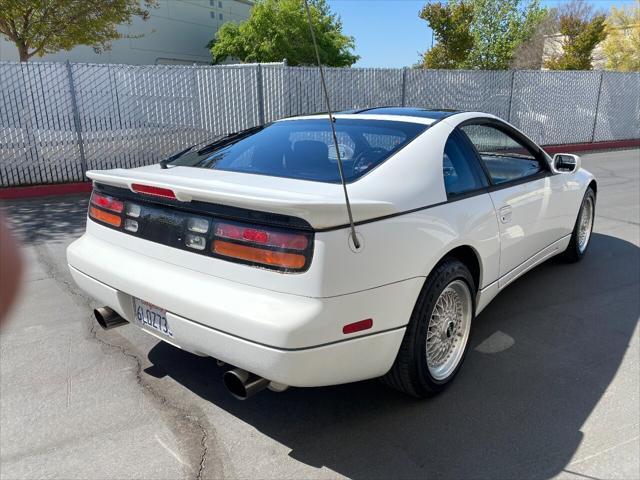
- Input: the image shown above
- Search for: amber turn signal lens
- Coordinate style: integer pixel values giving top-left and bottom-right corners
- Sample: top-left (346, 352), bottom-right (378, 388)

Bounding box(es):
top-left (89, 206), bottom-right (122, 227)
top-left (212, 240), bottom-right (306, 270)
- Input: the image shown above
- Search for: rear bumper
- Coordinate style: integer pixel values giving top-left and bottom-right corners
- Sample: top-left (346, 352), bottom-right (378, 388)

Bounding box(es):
top-left (67, 233), bottom-right (418, 387)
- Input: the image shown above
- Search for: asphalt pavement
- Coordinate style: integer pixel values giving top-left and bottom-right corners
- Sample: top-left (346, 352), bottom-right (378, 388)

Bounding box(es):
top-left (1, 149), bottom-right (639, 480)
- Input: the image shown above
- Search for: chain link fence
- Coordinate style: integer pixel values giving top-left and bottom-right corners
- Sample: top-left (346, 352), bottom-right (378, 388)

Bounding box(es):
top-left (1, 61), bottom-right (638, 187)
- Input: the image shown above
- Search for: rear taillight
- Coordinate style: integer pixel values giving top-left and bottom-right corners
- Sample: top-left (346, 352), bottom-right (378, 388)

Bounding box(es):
top-left (89, 206), bottom-right (122, 227)
top-left (91, 191), bottom-right (123, 213)
top-left (87, 187), bottom-right (313, 273)
top-left (211, 221), bottom-right (312, 272)
top-left (213, 240), bottom-right (307, 270)
top-left (215, 222), bottom-right (309, 250)
top-left (89, 191), bottom-right (124, 227)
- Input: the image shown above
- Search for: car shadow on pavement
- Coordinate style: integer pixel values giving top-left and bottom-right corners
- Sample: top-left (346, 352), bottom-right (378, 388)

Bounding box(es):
top-left (146, 232), bottom-right (639, 480)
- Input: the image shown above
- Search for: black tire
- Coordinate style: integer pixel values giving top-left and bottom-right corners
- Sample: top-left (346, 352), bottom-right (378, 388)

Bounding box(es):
top-left (381, 258), bottom-right (475, 398)
top-left (562, 187), bottom-right (596, 263)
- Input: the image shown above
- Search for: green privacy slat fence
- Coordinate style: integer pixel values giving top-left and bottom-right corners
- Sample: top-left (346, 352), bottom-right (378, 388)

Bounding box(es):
top-left (0, 61), bottom-right (638, 187)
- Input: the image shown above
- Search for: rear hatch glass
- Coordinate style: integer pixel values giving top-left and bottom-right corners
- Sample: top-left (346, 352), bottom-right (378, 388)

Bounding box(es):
top-left (170, 119), bottom-right (427, 183)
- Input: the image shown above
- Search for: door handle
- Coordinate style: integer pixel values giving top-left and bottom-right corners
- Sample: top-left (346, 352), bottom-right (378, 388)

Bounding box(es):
top-left (499, 205), bottom-right (512, 224)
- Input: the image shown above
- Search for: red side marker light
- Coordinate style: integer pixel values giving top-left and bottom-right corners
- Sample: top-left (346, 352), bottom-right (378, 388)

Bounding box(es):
top-left (342, 318), bottom-right (373, 335)
top-left (131, 183), bottom-right (176, 199)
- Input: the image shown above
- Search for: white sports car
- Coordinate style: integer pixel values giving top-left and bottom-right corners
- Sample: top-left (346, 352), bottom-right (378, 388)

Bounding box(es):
top-left (67, 107), bottom-right (596, 399)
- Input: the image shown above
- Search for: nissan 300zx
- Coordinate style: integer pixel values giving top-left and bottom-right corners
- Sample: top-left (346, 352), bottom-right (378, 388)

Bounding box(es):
top-left (67, 107), bottom-right (596, 399)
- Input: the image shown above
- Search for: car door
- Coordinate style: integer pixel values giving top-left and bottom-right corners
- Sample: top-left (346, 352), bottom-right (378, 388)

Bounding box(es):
top-left (459, 120), bottom-right (560, 287)
top-left (440, 130), bottom-right (502, 289)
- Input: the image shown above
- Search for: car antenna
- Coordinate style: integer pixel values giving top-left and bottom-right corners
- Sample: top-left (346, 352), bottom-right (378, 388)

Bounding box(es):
top-left (303, 0), bottom-right (360, 250)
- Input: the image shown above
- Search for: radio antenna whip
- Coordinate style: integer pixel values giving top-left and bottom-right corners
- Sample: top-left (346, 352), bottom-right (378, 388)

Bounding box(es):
top-left (303, 0), bottom-right (360, 249)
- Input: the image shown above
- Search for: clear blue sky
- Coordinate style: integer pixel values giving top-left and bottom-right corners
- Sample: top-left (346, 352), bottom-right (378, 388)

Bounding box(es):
top-left (328, 0), bottom-right (637, 68)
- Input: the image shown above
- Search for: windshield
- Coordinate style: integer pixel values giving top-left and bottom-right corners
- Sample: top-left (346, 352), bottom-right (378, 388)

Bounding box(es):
top-left (170, 119), bottom-right (427, 183)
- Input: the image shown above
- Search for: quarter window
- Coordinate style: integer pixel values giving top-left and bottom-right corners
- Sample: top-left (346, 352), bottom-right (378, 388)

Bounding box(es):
top-left (461, 124), bottom-right (542, 185)
top-left (442, 133), bottom-right (485, 196)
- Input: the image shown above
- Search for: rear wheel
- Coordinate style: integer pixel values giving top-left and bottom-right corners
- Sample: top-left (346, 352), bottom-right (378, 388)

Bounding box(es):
top-left (563, 187), bottom-right (596, 262)
top-left (382, 259), bottom-right (474, 397)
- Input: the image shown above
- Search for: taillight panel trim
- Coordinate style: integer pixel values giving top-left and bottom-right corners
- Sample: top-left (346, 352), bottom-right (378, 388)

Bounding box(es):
top-left (88, 184), bottom-right (314, 273)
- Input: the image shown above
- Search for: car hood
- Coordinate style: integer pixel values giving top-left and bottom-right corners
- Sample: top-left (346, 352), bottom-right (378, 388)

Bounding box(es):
top-left (87, 164), bottom-right (397, 229)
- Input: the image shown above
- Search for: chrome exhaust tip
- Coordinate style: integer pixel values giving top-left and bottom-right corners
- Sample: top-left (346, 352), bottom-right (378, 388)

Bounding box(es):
top-left (94, 307), bottom-right (128, 330)
top-left (223, 368), bottom-right (270, 400)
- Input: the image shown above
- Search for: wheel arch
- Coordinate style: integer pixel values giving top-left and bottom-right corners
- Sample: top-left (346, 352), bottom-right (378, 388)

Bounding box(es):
top-left (437, 245), bottom-right (482, 293)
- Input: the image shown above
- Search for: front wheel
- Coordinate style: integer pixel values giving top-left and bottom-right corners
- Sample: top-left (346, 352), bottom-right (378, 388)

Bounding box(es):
top-left (563, 187), bottom-right (596, 262)
top-left (382, 259), bottom-right (474, 398)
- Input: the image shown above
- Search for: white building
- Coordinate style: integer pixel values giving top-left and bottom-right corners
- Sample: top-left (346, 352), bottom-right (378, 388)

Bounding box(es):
top-left (0, 0), bottom-right (253, 65)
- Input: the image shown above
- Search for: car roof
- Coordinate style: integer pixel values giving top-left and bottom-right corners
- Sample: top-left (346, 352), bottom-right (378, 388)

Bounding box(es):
top-left (339, 106), bottom-right (460, 120)
top-left (278, 107), bottom-right (464, 126)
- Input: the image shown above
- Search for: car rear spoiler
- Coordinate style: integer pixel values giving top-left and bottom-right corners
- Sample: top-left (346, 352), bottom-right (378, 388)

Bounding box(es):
top-left (86, 169), bottom-right (397, 230)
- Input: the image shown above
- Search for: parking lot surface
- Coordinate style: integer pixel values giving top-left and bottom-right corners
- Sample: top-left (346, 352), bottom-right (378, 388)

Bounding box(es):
top-left (1, 149), bottom-right (639, 480)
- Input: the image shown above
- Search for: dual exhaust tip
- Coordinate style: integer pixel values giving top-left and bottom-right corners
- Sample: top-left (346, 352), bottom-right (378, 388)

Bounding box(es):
top-left (222, 368), bottom-right (288, 400)
top-left (94, 306), bottom-right (128, 330)
top-left (93, 306), bottom-right (286, 400)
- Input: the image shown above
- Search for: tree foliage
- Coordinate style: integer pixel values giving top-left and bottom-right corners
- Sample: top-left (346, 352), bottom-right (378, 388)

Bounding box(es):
top-left (419, 0), bottom-right (546, 69)
top-left (602, 1), bottom-right (640, 71)
top-left (419, 1), bottom-right (475, 69)
top-left (0, 0), bottom-right (156, 62)
top-left (209, 0), bottom-right (358, 67)
top-left (467, 0), bottom-right (547, 69)
top-left (544, 0), bottom-right (607, 70)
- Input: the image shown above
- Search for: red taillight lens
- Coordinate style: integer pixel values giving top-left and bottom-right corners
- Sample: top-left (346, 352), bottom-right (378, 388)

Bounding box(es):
top-left (215, 222), bottom-right (309, 250)
top-left (89, 206), bottom-right (122, 227)
top-left (90, 191), bottom-right (123, 213)
top-left (131, 183), bottom-right (176, 199)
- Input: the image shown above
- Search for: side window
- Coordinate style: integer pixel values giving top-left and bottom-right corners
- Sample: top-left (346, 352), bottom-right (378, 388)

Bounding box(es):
top-left (443, 132), bottom-right (485, 197)
top-left (460, 124), bottom-right (542, 185)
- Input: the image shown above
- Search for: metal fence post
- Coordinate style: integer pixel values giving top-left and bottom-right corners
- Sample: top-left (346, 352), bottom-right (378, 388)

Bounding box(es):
top-left (591, 71), bottom-right (605, 143)
top-left (507, 70), bottom-right (516, 123)
top-left (256, 63), bottom-right (265, 125)
top-left (65, 60), bottom-right (87, 176)
top-left (401, 67), bottom-right (408, 107)
top-left (191, 64), bottom-right (203, 137)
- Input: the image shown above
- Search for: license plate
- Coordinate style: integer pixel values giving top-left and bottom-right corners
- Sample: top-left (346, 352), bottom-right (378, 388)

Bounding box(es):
top-left (133, 298), bottom-right (173, 337)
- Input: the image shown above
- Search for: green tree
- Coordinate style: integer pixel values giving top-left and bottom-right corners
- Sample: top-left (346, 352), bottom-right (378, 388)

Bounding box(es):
top-left (467, 0), bottom-right (547, 69)
top-left (419, 1), bottom-right (475, 69)
top-left (419, 0), bottom-right (546, 69)
top-left (209, 0), bottom-right (358, 67)
top-left (602, 1), bottom-right (640, 71)
top-left (544, 0), bottom-right (607, 70)
top-left (0, 0), bottom-right (156, 62)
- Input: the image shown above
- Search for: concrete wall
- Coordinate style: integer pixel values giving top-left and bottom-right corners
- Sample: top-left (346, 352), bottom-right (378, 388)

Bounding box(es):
top-left (0, 0), bottom-right (253, 65)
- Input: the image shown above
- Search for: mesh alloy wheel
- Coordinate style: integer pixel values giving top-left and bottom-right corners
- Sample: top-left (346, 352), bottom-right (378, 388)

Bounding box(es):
top-left (425, 279), bottom-right (473, 381)
top-left (578, 195), bottom-right (594, 253)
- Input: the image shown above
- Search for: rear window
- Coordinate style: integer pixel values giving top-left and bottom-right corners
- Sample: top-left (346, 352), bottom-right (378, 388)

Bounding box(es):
top-left (170, 119), bottom-right (427, 183)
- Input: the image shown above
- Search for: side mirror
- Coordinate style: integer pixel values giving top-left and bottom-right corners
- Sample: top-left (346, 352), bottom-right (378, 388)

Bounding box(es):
top-left (552, 153), bottom-right (580, 173)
